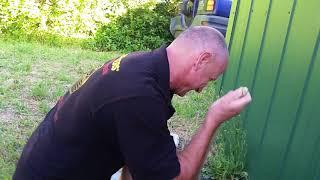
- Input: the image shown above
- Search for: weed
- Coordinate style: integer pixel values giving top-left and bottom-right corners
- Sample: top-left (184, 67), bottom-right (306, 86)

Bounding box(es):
top-left (0, 87), bottom-right (4, 95)
top-left (0, 100), bottom-right (4, 110)
top-left (52, 85), bottom-right (66, 100)
top-left (202, 117), bottom-right (248, 180)
top-left (57, 72), bottom-right (71, 82)
top-left (0, 125), bottom-right (24, 179)
top-left (12, 101), bottom-right (29, 115)
top-left (11, 60), bottom-right (32, 75)
top-left (31, 81), bottom-right (49, 100)
top-left (18, 118), bottom-right (36, 130)
top-left (38, 100), bottom-right (51, 114)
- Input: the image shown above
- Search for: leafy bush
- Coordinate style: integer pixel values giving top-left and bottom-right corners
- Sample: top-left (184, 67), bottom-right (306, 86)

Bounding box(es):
top-left (0, 0), bottom-right (124, 38)
top-left (0, 0), bottom-right (179, 50)
top-left (93, 1), bottom-right (179, 52)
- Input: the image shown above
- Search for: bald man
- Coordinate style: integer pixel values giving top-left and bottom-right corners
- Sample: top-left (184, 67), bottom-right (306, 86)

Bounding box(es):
top-left (14, 26), bottom-right (251, 180)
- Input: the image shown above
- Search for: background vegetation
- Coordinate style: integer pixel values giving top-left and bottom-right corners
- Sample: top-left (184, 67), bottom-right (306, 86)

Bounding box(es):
top-left (0, 0), bottom-right (248, 179)
top-left (0, 0), bottom-right (178, 51)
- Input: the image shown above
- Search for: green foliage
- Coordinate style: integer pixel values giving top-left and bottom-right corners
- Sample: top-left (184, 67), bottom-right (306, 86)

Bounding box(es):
top-left (93, 1), bottom-right (179, 51)
top-left (0, 0), bottom-right (124, 37)
top-left (0, 0), bottom-right (180, 50)
top-left (0, 0), bottom-right (129, 48)
top-left (203, 117), bottom-right (249, 180)
top-left (38, 100), bottom-right (51, 114)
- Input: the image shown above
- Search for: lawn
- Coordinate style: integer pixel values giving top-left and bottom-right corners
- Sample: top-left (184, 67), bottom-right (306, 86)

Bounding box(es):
top-left (0, 39), bottom-right (122, 178)
top-left (0, 39), bottom-right (220, 178)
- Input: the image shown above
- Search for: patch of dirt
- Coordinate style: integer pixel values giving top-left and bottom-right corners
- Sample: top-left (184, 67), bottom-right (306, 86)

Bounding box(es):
top-left (29, 61), bottom-right (65, 84)
top-left (168, 116), bottom-right (202, 150)
top-left (18, 61), bottom-right (62, 117)
top-left (24, 98), bottom-right (40, 115)
top-left (0, 108), bottom-right (17, 123)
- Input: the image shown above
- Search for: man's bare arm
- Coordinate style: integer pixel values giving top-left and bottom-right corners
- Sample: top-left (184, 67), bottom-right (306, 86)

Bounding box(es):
top-left (175, 87), bottom-right (252, 180)
top-left (120, 87), bottom-right (251, 180)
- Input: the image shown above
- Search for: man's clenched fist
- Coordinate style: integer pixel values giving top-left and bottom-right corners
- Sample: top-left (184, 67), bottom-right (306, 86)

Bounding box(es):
top-left (207, 87), bottom-right (252, 125)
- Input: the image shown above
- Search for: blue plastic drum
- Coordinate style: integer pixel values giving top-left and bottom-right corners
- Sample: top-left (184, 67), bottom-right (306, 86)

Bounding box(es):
top-left (214, 0), bottom-right (233, 18)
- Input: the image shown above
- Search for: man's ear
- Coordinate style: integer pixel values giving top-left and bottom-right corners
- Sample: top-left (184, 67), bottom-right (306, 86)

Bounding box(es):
top-left (194, 52), bottom-right (212, 71)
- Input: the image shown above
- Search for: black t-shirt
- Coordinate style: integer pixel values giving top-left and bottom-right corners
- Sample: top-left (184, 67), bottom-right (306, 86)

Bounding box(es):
top-left (14, 46), bottom-right (180, 180)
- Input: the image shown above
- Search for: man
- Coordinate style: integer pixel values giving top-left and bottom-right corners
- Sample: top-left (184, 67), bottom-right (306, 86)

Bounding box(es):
top-left (14, 26), bottom-right (251, 180)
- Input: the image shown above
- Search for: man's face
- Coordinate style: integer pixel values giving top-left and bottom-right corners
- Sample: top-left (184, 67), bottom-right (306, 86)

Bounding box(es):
top-left (175, 54), bottom-right (227, 97)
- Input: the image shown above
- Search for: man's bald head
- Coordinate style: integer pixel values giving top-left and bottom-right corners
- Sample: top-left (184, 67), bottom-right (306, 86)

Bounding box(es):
top-left (170, 26), bottom-right (228, 61)
top-left (166, 26), bottom-right (229, 96)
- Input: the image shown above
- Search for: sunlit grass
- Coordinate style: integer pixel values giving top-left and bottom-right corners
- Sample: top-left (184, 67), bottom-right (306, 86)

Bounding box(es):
top-left (0, 39), bottom-right (121, 178)
top-left (31, 81), bottom-right (49, 100)
top-left (172, 82), bottom-right (217, 119)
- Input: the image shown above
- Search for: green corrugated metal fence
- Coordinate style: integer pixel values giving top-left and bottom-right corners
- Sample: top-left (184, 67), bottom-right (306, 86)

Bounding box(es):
top-left (217, 0), bottom-right (320, 179)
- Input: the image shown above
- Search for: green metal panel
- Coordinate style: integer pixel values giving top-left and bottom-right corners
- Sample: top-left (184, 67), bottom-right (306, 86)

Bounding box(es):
top-left (220, 0), bottom-right (253, 91)
top-left (280, 31), bottom-right (320, 180)
top-left (244, 0), bottom-right (296, 178)
top-left (222, 0), bottom-right (320, 179)
top-left (215, 0), bottom-right (239, 92)
top-left (224, 0), bottom-right (239, 46)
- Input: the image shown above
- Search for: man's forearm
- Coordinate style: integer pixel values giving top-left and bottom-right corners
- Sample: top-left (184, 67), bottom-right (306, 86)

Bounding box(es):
top-left (175, 87), bottom-right (252, 179)
top-left (119, 118), bottom-right (219, 180)
top-left (175, 116), bottom-right (221, 179)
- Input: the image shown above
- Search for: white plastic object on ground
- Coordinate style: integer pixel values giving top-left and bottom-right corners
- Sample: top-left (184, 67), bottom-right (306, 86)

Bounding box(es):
top-left (170, 133), bottom-right (180, 147)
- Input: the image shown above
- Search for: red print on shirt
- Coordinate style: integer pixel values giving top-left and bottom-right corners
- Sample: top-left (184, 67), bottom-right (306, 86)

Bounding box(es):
top-left (102, 61), bottom-right (112, 75)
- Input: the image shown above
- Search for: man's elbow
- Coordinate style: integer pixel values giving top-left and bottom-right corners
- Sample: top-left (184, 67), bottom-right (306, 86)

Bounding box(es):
top-left (174, 154), bottom-right (198, 180)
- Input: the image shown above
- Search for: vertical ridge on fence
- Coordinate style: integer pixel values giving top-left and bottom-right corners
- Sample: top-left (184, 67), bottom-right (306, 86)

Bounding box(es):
top-left (223, 0), bottom-right (320, 178)
top-left (242, 0), bottom-right (273, 126)
top-left (255, 0), bottom-right (297, 167)
top-left (233, 0), bottom-right (255, 89)
top-left (278, 30), bottom-right (320, 180)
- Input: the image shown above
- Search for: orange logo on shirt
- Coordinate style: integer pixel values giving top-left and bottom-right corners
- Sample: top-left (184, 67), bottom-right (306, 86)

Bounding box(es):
top-left (68, 54), bottom-right (127, 94)
top-left (111, 54), bottom-right (126, 72)
top-left (69, 68), bottom-right (98, 94)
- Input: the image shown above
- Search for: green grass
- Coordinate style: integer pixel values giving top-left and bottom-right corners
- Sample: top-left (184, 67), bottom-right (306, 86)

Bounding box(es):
top-left (1, 31), bottom-right (89, 49)
top-left (172, 82), bottom-right (217, 119)
top-left (31, 81), bottom-right (49, 100)
top-left (202, 117), bottom-right (249, 180)
top-left (38, 100), bottom-right (51, 114)
top-left (0, 38), bottom-right (120, 178)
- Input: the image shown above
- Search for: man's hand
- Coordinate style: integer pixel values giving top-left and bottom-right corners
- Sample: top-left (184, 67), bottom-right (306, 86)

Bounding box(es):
top-left (207, 87), bottom-right (252, 125)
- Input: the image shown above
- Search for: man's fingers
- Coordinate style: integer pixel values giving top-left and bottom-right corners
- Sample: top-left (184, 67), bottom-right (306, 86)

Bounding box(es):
top-left (231, 92), bottom-right (252, 110)
top-left (226, 87), bottom-right (248, 100)
top-left (240, 87), bottom-right (249, 97)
